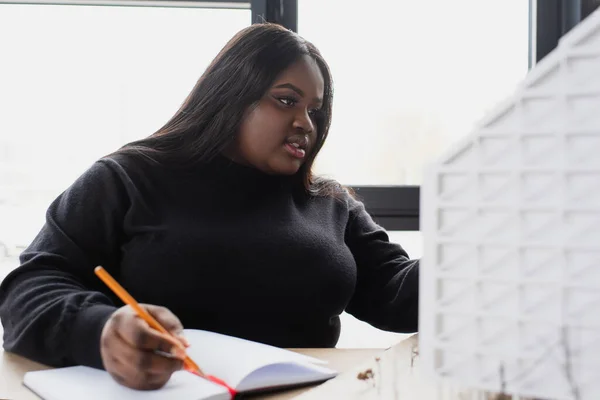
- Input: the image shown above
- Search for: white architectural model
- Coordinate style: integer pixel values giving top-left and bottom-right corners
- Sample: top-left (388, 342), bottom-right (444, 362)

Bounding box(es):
top-left (420, 7), bottom-right (600, 400)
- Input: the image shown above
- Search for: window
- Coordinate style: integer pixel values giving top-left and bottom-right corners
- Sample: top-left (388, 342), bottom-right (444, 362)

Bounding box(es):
top-left (0, 3), bottom-right (250, 265)
top-left (299, 0), bottom-right (530, 186)
top-left (298, 0), bottom-right (530, 347)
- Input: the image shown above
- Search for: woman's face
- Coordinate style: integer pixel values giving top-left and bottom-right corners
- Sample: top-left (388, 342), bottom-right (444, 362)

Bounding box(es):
top-left (224, 55), bottom-right (325, 175)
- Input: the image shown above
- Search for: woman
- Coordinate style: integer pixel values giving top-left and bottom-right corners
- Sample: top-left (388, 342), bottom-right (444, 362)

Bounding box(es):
top-left (0, 23), bottom-right (419, 390)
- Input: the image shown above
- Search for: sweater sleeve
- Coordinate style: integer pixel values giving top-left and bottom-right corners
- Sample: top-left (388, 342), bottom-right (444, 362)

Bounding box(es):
top-left (344, 194), bottom-right (419, 333)
top-left (0, 158), bottom-right (131, 369)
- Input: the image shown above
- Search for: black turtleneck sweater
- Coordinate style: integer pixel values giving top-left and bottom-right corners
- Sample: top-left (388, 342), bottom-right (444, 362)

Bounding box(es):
top-left (0, 154), bottom-right (419, 370)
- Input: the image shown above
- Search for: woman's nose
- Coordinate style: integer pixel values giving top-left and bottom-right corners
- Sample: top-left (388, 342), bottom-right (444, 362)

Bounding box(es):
top-left (293, 109), bottom-right (315, 133)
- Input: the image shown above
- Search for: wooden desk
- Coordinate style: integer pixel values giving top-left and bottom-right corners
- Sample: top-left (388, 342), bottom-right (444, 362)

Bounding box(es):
top-left (1, 328), bottom-right (495, 400)
top-left (295, 336), bottom-right (510, 400)
top-left (1, 349), bottom-right (52, 400)
top-left (293, 334), bottom-right (458, 399)
top-left (0, 325), bottom-right (381, 400)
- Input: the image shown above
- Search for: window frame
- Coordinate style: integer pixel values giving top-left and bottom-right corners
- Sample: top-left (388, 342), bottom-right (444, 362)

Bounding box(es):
top-left (0, 0), bottom-right (299, 29)
top-left (534, 0), bottom-right (600, 63)
top-left (351, 186), bottom-right (420, 231)
top-left (0, 0), bottom-right (249, 6)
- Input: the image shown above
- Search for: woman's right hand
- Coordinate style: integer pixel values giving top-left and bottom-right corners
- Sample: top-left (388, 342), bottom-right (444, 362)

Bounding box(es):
top-left (100, 304), bottom-right (189, 390)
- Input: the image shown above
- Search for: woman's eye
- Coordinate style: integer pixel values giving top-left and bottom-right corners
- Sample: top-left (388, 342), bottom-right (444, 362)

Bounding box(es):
top-left (278, 97), bottom-right (297, 106)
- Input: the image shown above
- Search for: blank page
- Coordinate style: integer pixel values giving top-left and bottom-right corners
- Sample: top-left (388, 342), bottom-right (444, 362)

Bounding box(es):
top-left (24, 366), bottom-right (228, 400)
top-left (183, 329), bottom-right (334, 388)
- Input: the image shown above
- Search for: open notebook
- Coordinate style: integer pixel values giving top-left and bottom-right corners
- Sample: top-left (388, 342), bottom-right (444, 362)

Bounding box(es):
top-left (23, 329), bottom-right (338, 400)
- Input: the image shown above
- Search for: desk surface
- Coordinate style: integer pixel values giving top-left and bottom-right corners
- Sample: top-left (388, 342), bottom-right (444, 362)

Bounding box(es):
top-left (294, 335), bottom-right (477, 399)
top-left (1, 329), bottom-right (494, 400)
top-left (0, 324), bottom-right (381, 400)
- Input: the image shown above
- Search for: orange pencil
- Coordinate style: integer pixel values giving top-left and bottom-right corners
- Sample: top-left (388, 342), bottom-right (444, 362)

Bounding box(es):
top-left (94, 266), bottom-right (205, 377)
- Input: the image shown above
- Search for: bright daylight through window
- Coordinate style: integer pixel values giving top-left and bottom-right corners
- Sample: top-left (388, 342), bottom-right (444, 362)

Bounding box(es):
top-left (0, 4), bottom-right (249, 270)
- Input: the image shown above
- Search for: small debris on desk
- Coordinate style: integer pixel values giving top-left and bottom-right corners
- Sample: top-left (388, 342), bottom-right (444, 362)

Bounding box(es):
top-left (357, 368), bottom-right (374, 381)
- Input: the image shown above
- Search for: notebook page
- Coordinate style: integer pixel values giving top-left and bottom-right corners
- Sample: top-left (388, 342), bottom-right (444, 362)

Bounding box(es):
top-left (24, 366), bottom-right (228, 400)
top-left (183, 329), bottom-right (333, 388)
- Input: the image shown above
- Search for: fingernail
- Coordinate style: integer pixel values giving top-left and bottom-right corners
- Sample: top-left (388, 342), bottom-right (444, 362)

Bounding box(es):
top-left (171, 347), bottom-right (186, 360)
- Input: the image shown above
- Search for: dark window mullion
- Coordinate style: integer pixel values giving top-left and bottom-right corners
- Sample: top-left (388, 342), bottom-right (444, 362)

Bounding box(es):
top-left (251, 0), bottom-right (296, 31)
top-left (350, 186), bottom-right (420, 231)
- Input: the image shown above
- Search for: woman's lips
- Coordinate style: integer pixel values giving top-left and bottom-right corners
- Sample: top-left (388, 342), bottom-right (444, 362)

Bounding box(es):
top-left (284, 142), bottom-right (306, 158)
top-left (284, 135), bottom-right (308, 159)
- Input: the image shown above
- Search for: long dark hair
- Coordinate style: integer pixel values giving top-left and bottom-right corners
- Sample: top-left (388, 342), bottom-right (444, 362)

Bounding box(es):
top-left (113, 23), bottom-right (342, 197)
